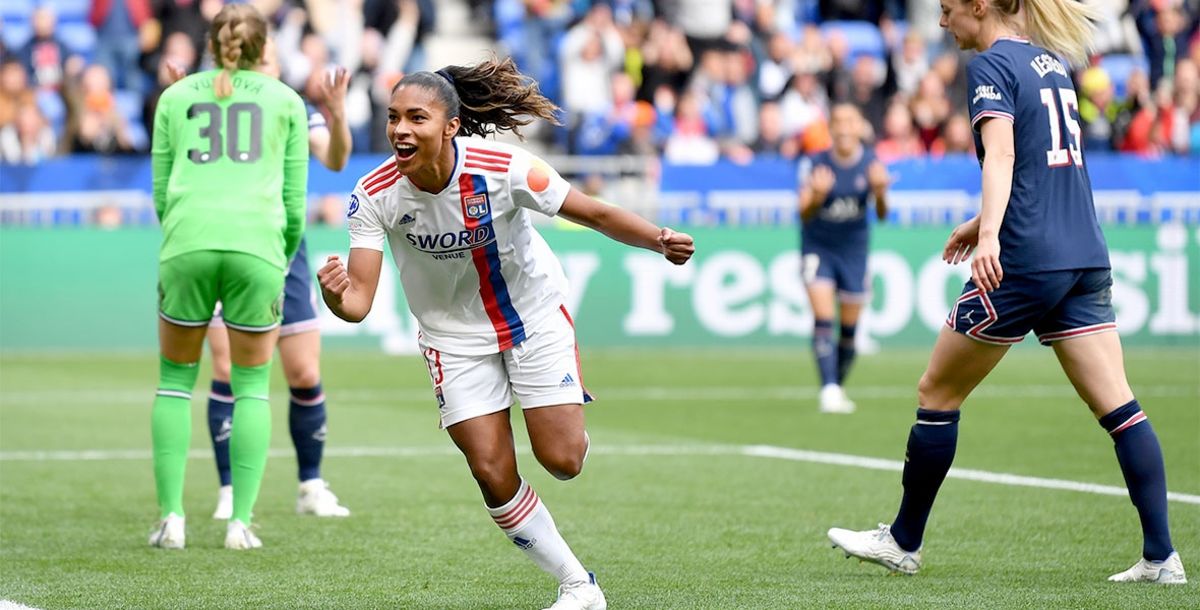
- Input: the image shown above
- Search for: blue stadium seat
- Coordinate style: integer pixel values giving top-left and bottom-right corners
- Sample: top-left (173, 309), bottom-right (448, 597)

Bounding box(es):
top-left (36, 89), bottom-right (66, 132)
top-left (2, 21), bottom-right (33, 50)
top-left (114, 89), bottom-right (142, 124)
top-left (820, 20), bottom-right (885, 62)
top-left (57, 21), bottom-right (96, 55)
top-left (126, 120), bottom-right (148, 150)
top-left (1098, 54), bottom-right (1149, 99)
top-left (0, 0), bottom-right (34, 19)
top-left (46, 0), bottom-right (93, 20)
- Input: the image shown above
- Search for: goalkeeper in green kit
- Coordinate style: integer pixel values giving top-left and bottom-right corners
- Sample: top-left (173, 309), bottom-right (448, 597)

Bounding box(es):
top-left (148, 3), bottom-right (307, 550)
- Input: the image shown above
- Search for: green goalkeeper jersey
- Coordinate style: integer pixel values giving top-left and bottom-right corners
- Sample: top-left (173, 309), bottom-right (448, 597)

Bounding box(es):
top-left (152, 69), bottom-right (308, 269)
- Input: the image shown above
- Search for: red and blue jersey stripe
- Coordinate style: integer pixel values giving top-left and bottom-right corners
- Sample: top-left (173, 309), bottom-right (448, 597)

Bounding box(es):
top-left (458, 173), bottom-right (526, 351)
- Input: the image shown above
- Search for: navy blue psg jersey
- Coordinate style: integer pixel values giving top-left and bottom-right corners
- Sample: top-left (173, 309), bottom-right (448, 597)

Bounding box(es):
top-left (797, 148), bottom-right (875, 251)
top-left (967, 38), bottom-right (1109, 273)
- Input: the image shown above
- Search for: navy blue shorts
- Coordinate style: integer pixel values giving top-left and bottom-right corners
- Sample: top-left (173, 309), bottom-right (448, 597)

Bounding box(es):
top-left (800, 244), bottom-right (869, 302)
top-left (946, 268), bottom-right (1117, 346)
top-left (279, 237), bottom-right (319, 336)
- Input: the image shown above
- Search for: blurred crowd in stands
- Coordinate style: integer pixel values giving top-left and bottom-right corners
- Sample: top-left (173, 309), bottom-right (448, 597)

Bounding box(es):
top-left (1, 0), bottom-right (1197, 166)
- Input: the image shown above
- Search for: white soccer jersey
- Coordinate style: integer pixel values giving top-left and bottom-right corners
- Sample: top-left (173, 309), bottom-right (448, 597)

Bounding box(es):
top-left (347, 137), bottom-right (573, 355)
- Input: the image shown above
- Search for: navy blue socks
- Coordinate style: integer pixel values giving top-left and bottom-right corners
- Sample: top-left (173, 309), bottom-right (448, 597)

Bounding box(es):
top-left (207, 380), bottom-right (234, 487)
top-left (289, 384), bottom-right (327, 482)
top-left (837, 323), bottom-right (857, 384)
top-left (813, 319), bottom-right (838, 387)
top-left (891, 408), bottom-right (961, 552)
top-left (1100, 399), bottom-right (1174, 561)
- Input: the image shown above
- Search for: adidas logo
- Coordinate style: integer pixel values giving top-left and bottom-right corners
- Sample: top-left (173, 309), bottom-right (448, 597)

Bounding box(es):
top-left (560, 373), bottom-right (576, 388)
top-left (512, 536), bottom-right (537, 550)
top-left (399, 213), bottom-right (416, 225)
top-left (215, 418), bottom-right (232, 443)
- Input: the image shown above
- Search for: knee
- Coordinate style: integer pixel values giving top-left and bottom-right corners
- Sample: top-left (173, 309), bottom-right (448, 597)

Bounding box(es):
top-left (211, 359), bottom-right (232, 384)
top-left (917, 372), bottom-right (963, 411)
top-left (285, 364), bottom-right (321, 390)
top-left (468, 455), bottom-right (518, 497)
top-left (535, 439), bottom-right (588, 481)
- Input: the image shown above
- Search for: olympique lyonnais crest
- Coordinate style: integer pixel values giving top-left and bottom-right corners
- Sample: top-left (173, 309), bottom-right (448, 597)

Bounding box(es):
top-left (464, 194), bottom-right (490, 220)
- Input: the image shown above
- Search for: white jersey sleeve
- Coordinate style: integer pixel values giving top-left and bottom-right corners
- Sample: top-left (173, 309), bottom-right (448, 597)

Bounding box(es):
top-left (347, 186), bottom-right (386, 251)
top-left (507, 148), bottom-right (571, 217)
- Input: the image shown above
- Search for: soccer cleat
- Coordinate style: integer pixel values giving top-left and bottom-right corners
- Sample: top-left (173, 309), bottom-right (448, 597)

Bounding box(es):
top-left (296, 478), bottom-right (351, 517)
top-left (819, 384), bottom-right (856, 414)
top-left (1108, 552), bottom-right (1187, 584)
top-left (149, 513), bottom-right (185, 549)
top-left (543, 573), bottom-right (606, 610)
top-left (828, 523), bottom-right (921, 574)
top-left (224, 520), bottom-right (262, 550)
top-left (212, 485), bottom-right (233, 520)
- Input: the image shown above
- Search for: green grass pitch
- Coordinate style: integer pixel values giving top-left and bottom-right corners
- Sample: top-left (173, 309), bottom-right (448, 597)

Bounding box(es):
top-left (1, 347), bottom-right (1197, 609)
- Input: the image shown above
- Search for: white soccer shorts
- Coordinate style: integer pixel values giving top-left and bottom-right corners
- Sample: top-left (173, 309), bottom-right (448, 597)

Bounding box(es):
top-left (420, 306), bottom-right (593, 429)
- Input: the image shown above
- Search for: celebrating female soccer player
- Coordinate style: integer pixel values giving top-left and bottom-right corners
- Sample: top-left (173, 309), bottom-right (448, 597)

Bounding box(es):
top-left (797, 103), bottom-right (889, 414)
top-left (203, 39), bottom-right (354, 521)
top-left (318, 58), bottom-right (694, 609)
top-left (828, 0), bottom-right (1186, 583)
top-left (149, 4), bottom-right (308, 550)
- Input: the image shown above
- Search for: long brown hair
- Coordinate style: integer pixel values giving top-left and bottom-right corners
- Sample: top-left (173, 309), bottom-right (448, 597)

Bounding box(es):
top-left (395, 56), bottom-right (562, 139)
top-left (209, 4), bottom-right (268, 99)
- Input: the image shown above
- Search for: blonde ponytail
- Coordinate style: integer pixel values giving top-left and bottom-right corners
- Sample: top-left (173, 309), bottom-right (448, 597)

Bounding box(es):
top-left (1021, 0), bottom-right (1101, 67)
top-left (208, 4), bottom-right (268, 99)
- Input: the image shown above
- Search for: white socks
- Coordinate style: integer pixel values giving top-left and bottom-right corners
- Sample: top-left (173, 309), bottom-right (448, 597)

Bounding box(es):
top-left (487, 478), bottom-right (589, 585)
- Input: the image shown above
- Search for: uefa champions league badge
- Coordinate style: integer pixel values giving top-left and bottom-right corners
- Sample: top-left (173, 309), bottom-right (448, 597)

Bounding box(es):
top-left (347, 194), bottom-right (360, 218)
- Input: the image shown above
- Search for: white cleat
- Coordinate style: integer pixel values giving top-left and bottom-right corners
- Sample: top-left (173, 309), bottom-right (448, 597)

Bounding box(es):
top-left (224, 519), bottom-right (263, 550)
top-left (212, 485), bottom-right (233, 520)
top-left (296, 478), bottom-right (351, 517)
top-left (543, 573), bottom-right (606, 610)
top-left (828, 523), bottom-right (921, 574)
top-left (819, 384), bottom-right (856, 414)
top-left (1108, 552), bottom-right (1187, 584)
top-left (149, 513), bottom-right (185, 549)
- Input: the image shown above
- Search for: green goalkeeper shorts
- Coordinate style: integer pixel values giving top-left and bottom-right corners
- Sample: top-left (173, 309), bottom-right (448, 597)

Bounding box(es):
top-left (158, 251), bottom-right (285, 332)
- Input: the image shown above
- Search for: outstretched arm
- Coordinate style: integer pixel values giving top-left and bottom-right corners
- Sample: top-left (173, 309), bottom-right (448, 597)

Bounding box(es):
top-left (557, 187), bottom-right (694, 265)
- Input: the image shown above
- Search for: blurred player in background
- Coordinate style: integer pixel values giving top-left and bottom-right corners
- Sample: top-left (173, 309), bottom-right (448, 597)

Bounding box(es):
top-left (201, 38), bottom-right (353, 521)
top-left (318, 57), bottom-right (694, 610)
top-left (797, 103), bottom-right (890, 414)
top-left (828, 0), bottom-right (1187, 583)
top-left (148, 4), bottom-right (307, 550)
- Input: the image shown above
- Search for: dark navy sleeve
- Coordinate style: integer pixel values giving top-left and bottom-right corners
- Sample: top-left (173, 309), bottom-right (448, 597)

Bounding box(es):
top-left (306, 103), bottom-right (328, 132)
top-left (967, 52), bottom-right (1016, 133)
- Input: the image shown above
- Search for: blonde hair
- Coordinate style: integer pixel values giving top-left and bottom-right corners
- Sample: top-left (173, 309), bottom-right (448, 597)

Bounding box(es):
top-left (984, 0), bottom-right (1100, 67)
top-left (209, 4), bottom-right (268, 99)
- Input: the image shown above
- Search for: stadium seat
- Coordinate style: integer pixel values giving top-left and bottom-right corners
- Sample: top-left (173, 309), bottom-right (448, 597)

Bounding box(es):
top-left (46, 0), bottom-right (92, 20)
top-left (1098, 54), bottom-right (1149, 99)
top-left (114, 89), bottom-right (142, 124)
top-left (57, 21), bottom-right (96, 55)
top-left (820, 20), bottom-right (885, 62)
top-left (0, 0), bottom-right (34, 20)
top-left (36, 89), bottom-right (66, 132)
top-left (1, 21), bottom-right (33, 50)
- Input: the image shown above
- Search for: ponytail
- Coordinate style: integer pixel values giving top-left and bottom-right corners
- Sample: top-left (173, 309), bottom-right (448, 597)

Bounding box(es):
top-left (395, 56), bottom-right (562, 139)
top-left (1022, 0), bottom-right (1101, 67)
top-left (208, 4), bottom-right (268, 99)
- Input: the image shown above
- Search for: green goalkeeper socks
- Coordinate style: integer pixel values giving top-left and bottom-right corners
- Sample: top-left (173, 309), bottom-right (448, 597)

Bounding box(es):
top-left (152, 355), bottom-right (200, 518)
top-left (230, 362), bottom-right (273, 524)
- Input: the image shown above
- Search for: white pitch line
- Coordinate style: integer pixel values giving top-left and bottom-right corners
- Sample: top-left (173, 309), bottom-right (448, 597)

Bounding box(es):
top-left (1, 384), bottom-right (1196, 405)
top-left (2, 443), bottom-right (1197, 506)
top-left (740, 445), bottom-right (1200, 506)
